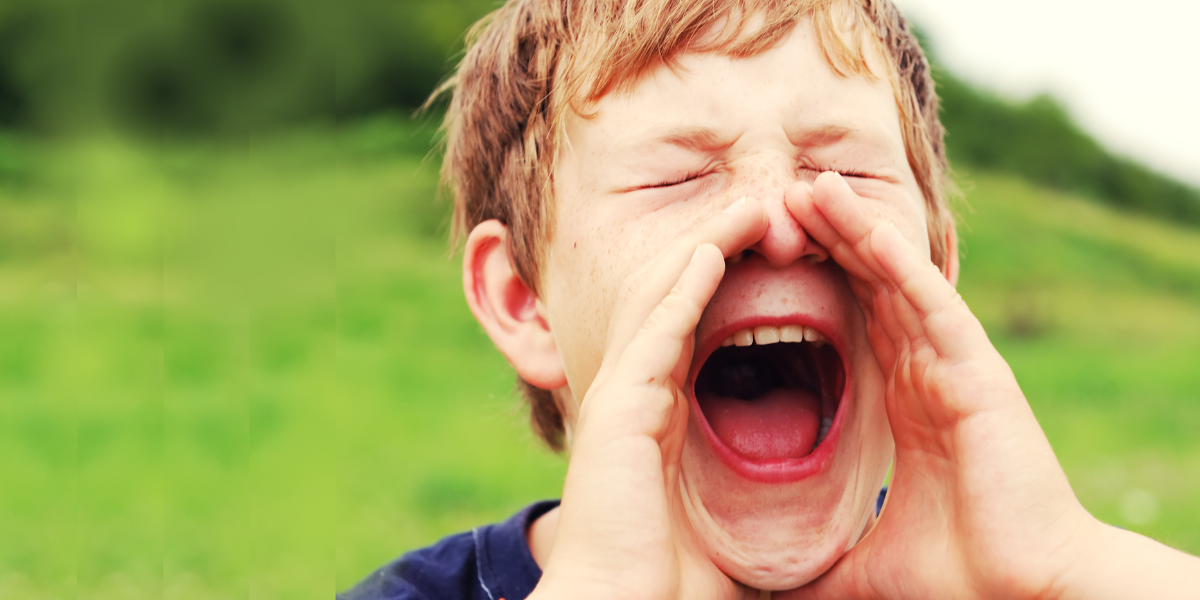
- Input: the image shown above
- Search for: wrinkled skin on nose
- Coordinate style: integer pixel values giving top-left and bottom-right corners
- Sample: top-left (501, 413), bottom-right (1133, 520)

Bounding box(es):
top-left (726, 153), bottom-right (823, 267)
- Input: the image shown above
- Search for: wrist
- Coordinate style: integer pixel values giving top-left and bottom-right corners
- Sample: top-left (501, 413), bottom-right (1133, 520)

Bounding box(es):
top-left (1053, 515), bottom-right (1200, 600)
top-left (1047, 514), bottom-right (1114, 600)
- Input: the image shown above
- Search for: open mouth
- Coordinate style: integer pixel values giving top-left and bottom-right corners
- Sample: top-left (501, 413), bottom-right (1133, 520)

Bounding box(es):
top-left (691, 322), bottom-right (846, 479)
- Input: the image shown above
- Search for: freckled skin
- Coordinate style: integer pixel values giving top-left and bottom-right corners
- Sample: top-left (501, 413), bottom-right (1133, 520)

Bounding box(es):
top-left (540, 22), bottom-right (929, 589)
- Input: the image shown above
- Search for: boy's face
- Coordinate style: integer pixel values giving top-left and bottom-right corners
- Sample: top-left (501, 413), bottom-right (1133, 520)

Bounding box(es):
top-left (542, 21), bottom-right (938, 588)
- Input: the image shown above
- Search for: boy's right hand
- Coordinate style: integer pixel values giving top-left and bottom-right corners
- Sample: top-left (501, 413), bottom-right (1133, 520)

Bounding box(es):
top-left (529, 198), bottom-right (768, 600)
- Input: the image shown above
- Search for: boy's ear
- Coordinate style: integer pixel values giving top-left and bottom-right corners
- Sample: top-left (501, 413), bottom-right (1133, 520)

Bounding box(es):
top-left (463, 220), bottom-right (567, 391)
top-left (941, 215), bottom-right (960, 287)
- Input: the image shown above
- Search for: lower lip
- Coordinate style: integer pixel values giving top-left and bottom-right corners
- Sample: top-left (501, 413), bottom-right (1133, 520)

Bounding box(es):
top-left (688, 326), bottom-right (849, 484)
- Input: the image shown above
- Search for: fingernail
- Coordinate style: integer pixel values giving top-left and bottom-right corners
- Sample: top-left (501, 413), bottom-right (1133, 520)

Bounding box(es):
top-left (723, 197), bottom-right (749, 213)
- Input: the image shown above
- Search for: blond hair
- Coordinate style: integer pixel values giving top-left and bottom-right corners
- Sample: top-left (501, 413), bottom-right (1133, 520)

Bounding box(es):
top-left (437, 0), bottom-right (951, 450)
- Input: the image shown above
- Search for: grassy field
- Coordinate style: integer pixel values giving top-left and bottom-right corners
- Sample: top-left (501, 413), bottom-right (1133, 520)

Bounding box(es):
top-left (0, 117), bottom-right (1197, 599)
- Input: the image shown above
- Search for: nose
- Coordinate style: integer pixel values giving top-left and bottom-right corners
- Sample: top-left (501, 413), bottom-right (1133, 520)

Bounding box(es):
top-left (733, 159), bottom-right (828, 268)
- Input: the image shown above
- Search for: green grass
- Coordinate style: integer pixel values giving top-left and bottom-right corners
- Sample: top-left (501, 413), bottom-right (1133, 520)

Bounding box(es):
top-left (952, 172), bottom-right (1200, 553)
top-left (0, 119), bottom-right (1197, 598)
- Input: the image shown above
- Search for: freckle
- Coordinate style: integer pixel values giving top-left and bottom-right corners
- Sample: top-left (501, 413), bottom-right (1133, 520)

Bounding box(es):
top-left (647, 376), bottom-right (655, 384)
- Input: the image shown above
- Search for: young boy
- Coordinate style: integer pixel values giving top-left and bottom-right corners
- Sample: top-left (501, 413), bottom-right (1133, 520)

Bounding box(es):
top-left (341, 0), bottom-right (1200, 598)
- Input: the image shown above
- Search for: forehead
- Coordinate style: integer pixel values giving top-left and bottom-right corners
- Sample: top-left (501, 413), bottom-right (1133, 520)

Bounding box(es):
top-left (562, 21), bottom-right (906, 173)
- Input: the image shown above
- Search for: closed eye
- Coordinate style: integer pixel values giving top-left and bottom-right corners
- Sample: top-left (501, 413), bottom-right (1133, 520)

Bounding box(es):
top-left (800, 165), bottom-right (873, 179)
top-left (647, 169), bottom-right (705, 189)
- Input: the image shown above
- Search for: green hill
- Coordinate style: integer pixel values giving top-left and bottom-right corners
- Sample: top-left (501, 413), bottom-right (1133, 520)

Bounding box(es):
top-left (936, 69), bottom-right (1200, 224)
top-left (3, 0), bottom-right (1198, 232)
top-left (0, 118), bottom-right (1197, 597)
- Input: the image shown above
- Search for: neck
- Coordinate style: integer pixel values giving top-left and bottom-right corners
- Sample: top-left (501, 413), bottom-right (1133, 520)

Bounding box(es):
top-left (526, 505), bottom-right (560, 569)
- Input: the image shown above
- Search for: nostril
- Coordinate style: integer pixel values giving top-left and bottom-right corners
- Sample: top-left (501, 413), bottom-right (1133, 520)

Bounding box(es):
top-left (803, 240), bottom-right (830, 263)
top-left (743, 228), bottom-right (829, 267)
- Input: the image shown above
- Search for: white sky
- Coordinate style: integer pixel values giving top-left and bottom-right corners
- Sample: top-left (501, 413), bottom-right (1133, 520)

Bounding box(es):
top-left (893, 0), bottom-right (1200, 186)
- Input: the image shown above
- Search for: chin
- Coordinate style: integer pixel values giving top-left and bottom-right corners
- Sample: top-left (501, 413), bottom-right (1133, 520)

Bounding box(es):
top-left (678, 257), bottom-right (893, 590)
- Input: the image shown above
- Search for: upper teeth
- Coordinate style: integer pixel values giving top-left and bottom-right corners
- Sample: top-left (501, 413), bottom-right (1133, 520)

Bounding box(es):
top-left (719, 325), bottom-right (827, 347)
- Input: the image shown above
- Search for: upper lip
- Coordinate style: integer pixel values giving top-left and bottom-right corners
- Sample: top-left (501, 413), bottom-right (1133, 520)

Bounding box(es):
top-left (689, 256), bottom-right (851, 373)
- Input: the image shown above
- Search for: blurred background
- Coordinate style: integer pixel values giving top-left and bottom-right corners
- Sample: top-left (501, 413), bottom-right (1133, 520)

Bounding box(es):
top-left (0, 1), bottom-right (1197, 598)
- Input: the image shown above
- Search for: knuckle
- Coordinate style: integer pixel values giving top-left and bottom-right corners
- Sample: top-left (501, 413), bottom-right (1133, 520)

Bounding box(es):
top-left (638, 306), bottom-right (666, 334)
top-left (657, 289), bottom-right (702, 325)
top-left (632, 291), bottom-right (700, 349)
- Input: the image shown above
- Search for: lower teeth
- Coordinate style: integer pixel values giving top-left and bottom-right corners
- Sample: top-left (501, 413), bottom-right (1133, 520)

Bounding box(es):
top-left (813, 417), bottom-right (833, 449)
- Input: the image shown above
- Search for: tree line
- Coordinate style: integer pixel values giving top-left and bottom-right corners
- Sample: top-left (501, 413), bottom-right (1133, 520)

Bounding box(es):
top-left (0, 0), bottom-right (1195, 222)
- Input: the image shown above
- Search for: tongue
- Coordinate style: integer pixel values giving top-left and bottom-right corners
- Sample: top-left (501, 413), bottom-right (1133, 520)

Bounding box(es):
top-left (698, 388), bottom-right (821, 461)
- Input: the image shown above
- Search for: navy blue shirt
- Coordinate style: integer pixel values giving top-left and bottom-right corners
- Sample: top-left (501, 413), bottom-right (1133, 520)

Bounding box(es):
top-left (341, 490), bottom-right (886, 600)
top-left (339, 500), bottom-right (558, 600)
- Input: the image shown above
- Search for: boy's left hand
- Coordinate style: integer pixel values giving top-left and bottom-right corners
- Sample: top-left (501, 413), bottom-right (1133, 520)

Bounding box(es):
top-left (776, 173), bottom-right (1095, 599)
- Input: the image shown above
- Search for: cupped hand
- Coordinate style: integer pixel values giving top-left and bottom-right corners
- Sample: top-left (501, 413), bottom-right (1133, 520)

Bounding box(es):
top-left (777, 173), bottom-right (1095, 600)
top-left (530, 198), bottom-right (768, 600)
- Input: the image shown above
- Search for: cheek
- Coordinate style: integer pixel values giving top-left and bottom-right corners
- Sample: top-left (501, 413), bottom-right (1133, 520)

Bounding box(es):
top-left (558, 195), bottom-right (723, 291)
top-left (894, 183), bottom-right (933, 255)
top-left (542, 249), bottom-right (611, 396)
top-left (545, 200), bottom-right (722, 391)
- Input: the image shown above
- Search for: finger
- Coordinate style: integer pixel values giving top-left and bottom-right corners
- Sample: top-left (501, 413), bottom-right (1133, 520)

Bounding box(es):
top-left (604, 197), bottom-right (767, 362)
top-left (841, 269), bottom-right (907, 367)
top-left (785, 179), bottom-right (880, 284)
top-left (583, 244), bottom-right (726, 439)
top-left (868, 222), bottom-right (990, 357)
top-left (786, 177), bottom-right (910, 351)
top-left (858, 284), bottom-right (901, 370)
top-left (615, 243), bottom-right (725, 389)
top-left (791, 174), bottom-right (982, 359)
top-left (786, 173), bottom-right (893, 283)
top-left (878, 272), bottom-right (931, 350)
top-left (847, 223), bottom-right (944, 349)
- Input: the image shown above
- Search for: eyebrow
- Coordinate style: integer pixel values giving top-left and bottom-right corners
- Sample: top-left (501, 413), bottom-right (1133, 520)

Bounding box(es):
top-left (652, 128), bottom-right (736, 153)
top-left (642, 124), bottom-right (859, 154)
top-left (791, 125), bottom-right (854, 148)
